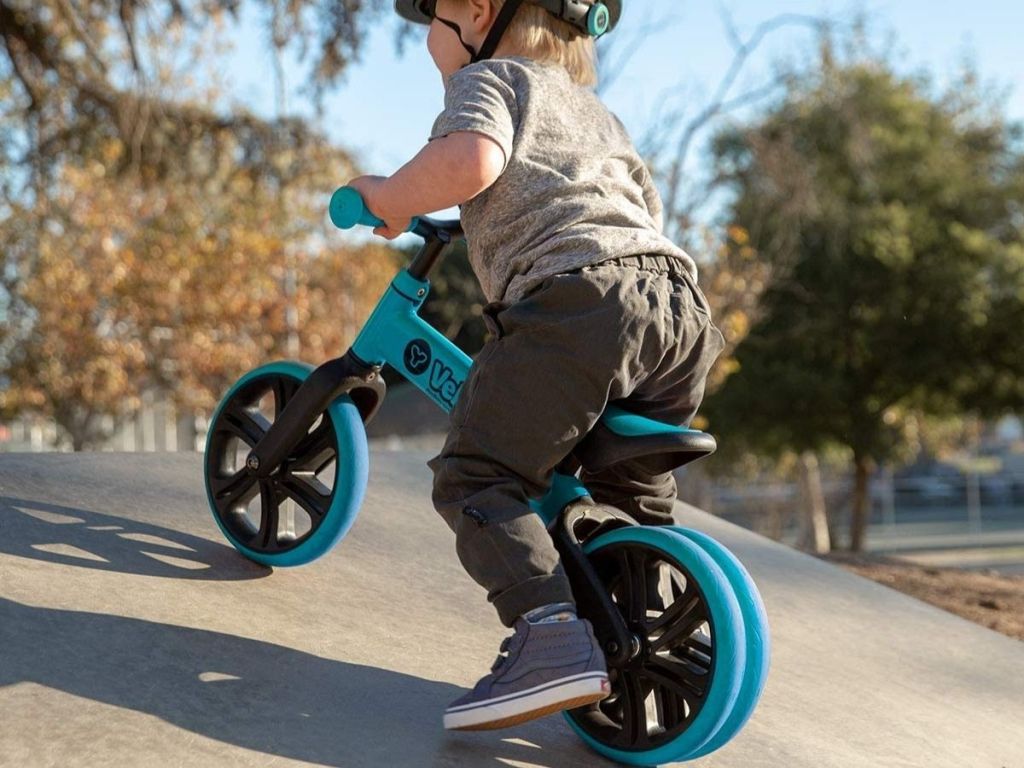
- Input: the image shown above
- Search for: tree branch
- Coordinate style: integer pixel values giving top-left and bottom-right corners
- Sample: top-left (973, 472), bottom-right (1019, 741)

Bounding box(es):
top-left (54, 0), bottom-right (110, 77)
top-left (661, 10), bottom-right (827, 232)
top-left (119, 0), bottom-right (143, 74)
top-left (597, 7), bottom-right (684, 96)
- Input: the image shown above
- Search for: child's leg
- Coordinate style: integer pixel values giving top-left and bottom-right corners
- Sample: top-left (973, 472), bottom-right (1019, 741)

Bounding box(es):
top-left (427, 261), bottom-right (692, 628)
top-left (429, 256), bottom-right (723, 730)
top-left (427, 292), bottom-right (605, 627)
top-left (428, 256), bottom-right (724, 626)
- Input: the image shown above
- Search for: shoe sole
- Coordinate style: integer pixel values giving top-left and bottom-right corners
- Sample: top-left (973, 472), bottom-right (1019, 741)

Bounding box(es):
top-left (444, 672), bottom-right (611, 731)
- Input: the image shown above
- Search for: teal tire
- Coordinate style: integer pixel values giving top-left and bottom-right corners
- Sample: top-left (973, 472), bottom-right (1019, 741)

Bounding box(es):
top-left (203, 361), bottom-right (369, 567)
top-left (668, 527), bottom-right (771, 759)
top-left (564, 526), bottom-right (746, 766)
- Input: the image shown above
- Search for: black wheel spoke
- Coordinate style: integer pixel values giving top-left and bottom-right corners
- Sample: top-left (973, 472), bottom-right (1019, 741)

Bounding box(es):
top-left (210, 468), bottom-right (258, 510)
top-left (643, 668), bottom-right (688, 734)
top-left (219, 402), bottom-right (269, 447)
top-left (649, 589), bottom-right (702, 638)
top-left (655, 672), bottom-right (684, 731)
top-left (313, 453), bottom-right (336, 477)
top-left (289, 419), bottom-right (335, 473)
top-left (270, 376), bottom-right (299, 417)
top-left (670, 639), bottom-right (715, 674)
top-left (617, 549), bottom-right (648, 625)
top-left (256, 480), bottom-right (280, 550)
top-left (645, 654), bottom-right (707, 699)
top-left (652, 610), bottom-right (708, 652)
top-left (619, 673), bottom-right (650, 749)
top-left (279, 476), bottom-right (329, 520)
top-left (686, 635), bottom-right (713, 657)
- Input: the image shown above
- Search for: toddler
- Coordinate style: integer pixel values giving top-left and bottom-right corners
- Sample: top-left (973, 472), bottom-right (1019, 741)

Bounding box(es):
top-left (348, 0), bottom-right (725, 731)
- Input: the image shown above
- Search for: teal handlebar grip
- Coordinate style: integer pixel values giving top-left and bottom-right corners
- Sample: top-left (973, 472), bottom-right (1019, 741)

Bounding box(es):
top-left (329, 186), bottom-right (420, 232)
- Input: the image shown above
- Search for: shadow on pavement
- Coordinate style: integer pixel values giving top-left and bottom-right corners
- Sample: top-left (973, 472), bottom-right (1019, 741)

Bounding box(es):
top-left (0, 496), bottom-right (269, 581)
top-left (0, 598), bottom-right (616, 767)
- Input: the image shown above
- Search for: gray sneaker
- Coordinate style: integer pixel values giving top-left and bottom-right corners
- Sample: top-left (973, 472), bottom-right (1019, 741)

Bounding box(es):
top-left (443, 614), bottom-right (610, 731)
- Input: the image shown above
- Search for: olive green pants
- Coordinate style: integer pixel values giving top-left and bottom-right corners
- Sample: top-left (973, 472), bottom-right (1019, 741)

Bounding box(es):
top-left (427, 254), bottom-right (725, 626)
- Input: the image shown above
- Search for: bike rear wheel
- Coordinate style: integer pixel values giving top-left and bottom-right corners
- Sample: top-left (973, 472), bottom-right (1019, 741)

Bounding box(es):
top-left (565, 526), bottom-right (746, 766)
top-left (668, 526), bottom-right (771, 758)
top-left (203, 361), bottom-right (369, 567)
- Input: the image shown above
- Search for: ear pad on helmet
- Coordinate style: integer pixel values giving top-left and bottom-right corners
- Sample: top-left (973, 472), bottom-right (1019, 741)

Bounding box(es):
top-left (587, 2), bottom-right (611, 36)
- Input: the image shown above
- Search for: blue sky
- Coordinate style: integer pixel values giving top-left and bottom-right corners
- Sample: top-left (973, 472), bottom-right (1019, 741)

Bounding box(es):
top-left (224, 0), bottom-right (1024, 221)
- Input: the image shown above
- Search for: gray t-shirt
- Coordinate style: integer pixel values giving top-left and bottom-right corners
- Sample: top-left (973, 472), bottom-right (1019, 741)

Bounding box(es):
top-left (429, 56), bottom-right (698, 305)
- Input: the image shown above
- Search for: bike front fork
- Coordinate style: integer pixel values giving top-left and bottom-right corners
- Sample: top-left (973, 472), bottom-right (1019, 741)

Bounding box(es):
top-left (552, 499), bottom-right (641, 668)
top-left (243, 350), bottom-right (385, 478)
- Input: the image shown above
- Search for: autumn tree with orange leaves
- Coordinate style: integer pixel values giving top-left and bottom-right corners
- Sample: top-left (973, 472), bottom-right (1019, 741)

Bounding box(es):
top-left (0, 1), bottom-right (398, 449)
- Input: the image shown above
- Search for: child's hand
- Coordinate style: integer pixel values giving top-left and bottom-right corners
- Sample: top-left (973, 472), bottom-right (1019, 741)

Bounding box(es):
top-left (347, 175), bottom-right (412, 240)
top-left (372, 221), bottom-right (410, 240)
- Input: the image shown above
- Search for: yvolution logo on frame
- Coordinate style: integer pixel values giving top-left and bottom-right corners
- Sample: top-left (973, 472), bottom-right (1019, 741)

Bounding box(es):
top-left (404, 339), bottom-right (432, 375)
top-left (404, 339), bottom-right (463, 408)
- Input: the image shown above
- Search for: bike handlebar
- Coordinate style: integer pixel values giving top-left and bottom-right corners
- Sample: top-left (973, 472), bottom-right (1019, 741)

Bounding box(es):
top-left (329, 186), bottom-right (464, 241)
top-left (329, 186), bottom-right (412, 230)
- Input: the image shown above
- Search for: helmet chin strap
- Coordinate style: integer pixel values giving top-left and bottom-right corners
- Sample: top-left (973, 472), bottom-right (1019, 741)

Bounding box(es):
top-left (436, 0), bottom-right (528, 66)
top-left (471, 0), bottom-right (527, 63)
top-left (433, 15), bottom-right (480, 61)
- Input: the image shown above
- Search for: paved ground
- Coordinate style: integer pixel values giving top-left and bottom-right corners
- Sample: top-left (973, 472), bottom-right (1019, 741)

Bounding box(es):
top-left (1, 451), bottom-right (1023, 767)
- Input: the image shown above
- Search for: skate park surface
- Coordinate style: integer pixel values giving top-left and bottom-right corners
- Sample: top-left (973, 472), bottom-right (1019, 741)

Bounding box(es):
top-left (1, 450), bottom-right (1022, 768)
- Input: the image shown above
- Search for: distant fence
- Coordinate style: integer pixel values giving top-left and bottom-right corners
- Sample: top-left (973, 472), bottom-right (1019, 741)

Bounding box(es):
top-left (0, 393), bottom-right (208, 453)
top-left (711, 473), bottom-right (1024, 540)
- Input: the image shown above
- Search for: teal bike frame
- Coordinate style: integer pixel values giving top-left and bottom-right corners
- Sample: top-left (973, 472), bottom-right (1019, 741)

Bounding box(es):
top-left (350, 268), bottom-right (590, 528)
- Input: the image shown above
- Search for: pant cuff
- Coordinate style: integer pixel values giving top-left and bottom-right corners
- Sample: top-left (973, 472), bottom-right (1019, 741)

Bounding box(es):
top-left (491, 573), bottom-right (577, 627)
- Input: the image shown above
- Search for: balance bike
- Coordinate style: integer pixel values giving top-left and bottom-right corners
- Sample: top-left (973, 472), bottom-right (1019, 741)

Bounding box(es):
top-left (203, 187), bottom-right (770, 765)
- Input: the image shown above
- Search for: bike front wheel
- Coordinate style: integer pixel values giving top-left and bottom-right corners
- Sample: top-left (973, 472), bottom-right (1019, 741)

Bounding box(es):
top-left (203, 361), bottom-right (369, 567)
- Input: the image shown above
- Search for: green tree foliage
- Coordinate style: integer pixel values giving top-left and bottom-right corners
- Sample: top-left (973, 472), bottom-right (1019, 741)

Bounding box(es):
top-left (704, 41), bottom-right (1024, 550)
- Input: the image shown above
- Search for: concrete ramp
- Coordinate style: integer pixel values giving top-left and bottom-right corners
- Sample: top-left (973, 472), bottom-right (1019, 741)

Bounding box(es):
top-left (0, 451), bottom-right (1021, 767)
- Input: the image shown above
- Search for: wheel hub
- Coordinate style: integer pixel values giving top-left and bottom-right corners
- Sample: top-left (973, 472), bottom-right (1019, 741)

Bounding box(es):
top-left (608, 633), bottom-right (646, 667)
top-left (629, 633), bottom-right (643, 660)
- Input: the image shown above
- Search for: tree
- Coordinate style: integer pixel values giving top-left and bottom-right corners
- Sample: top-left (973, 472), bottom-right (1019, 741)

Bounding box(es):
top-left (614, 9), bottom-right (834, 412)
top-left (0, 0), bottom-right (399, 448)
top-left (0, 131), bottom-right (402, 449)
top-left (0, 0), bottom-right (384, 176)
top-left (704, 39), bottom-right (1024, 550)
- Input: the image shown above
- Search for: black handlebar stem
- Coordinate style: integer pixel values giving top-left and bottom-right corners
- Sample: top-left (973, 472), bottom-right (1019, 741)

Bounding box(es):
top-left (407, 216), bottom-right (465, 281)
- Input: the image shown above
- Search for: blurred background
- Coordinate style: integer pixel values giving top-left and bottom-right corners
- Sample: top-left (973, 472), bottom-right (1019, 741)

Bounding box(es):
top-left (2, 1), bottom-right (1023, 592)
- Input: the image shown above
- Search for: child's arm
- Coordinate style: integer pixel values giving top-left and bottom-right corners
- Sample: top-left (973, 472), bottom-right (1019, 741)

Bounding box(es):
top-left (348, 131), bottom-right (506, 239)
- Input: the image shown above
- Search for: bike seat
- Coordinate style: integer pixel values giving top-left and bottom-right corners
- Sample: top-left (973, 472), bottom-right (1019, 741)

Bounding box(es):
top-left (573, 405), bottom-right (717, 474)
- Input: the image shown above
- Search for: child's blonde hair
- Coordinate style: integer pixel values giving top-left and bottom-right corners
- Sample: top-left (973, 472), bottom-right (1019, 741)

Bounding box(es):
top-left (486, 0), bottom-right (598, 87)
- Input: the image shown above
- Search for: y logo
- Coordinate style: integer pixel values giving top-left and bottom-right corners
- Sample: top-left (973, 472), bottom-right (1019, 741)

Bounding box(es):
top-left (403, 338), bottom-right (462, 408)
top-left (404, 339), bottom-right (432, 376)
